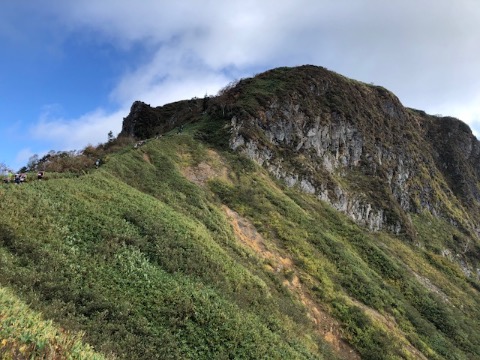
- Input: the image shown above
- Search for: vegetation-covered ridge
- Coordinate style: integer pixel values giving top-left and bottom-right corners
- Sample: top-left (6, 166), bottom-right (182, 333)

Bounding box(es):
top-left (1, 126), bottom-right (480, 359)
top-left (120, 65), bottom-right (480, 277)
top-left (1, 65), bottom-right (480, 359)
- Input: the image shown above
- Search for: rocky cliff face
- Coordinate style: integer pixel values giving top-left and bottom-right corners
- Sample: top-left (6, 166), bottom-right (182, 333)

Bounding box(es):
top-left (424, 113), bottom-right (480, 206)
top-left (121, 98), bottom-right (204, 139)
top-left (221, 67), bottom-right (480, 236)
top-left (120, 65), bottom-right (480, 264)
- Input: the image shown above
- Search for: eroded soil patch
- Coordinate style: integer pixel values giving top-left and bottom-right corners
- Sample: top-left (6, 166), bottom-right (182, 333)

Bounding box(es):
top-left (181, 149), bottom-right (229, 186)
top-left (223, 206), bottom-right (360, 360)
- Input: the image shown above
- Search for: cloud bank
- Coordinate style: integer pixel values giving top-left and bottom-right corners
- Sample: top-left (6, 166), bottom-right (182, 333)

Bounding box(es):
top-left (5, 0), bottom-right (480, 168)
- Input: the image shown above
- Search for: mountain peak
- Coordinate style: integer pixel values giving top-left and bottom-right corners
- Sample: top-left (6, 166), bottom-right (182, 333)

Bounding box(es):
top-left (121, 65), bottom-right (480, 243)
top-left (2, 65), bottom-right (480, 359)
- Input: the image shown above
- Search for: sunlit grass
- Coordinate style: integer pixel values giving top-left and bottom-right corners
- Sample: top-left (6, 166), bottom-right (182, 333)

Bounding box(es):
top-left (0, 286), bottom-right (106, 359)
top-left (0, 129), bottom-right (479, 359)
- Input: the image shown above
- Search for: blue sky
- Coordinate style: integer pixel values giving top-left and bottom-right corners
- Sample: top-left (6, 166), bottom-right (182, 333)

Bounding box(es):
top-left (1, 0), bottom-right (480, 171)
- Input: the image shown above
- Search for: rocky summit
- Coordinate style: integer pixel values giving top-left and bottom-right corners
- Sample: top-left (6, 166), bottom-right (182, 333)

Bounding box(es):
top-left (121, 65), bottom-right (480, 276)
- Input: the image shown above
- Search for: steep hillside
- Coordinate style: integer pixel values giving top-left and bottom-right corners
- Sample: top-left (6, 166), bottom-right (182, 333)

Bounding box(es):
top-left (120, 65), bottom-right (480, 276)
top-left (1, 65), bottom-right (480, 359)
top-left (0, 287), bottom-right (105, 359)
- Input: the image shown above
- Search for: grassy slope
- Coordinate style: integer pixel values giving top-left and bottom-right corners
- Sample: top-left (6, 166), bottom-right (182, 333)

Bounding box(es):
top-left (0, 287), bottom-right (105, 359)
top-left (1, 128), bottom-right (480, 359)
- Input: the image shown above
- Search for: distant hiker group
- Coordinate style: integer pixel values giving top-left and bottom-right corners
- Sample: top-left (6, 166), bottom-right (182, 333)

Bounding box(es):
top-left (2, 156), bottom-right (105, 185)
top-left (3, 171), bottom-right (44, 184)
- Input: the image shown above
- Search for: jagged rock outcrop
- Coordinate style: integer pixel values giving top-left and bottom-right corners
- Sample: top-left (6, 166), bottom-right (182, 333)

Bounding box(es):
top-left (121, 98), bottom-right (204, 139)
top-left (222, 67), bottom-right (480, 240)
top-left (423, 112), bottom-right (480, 205)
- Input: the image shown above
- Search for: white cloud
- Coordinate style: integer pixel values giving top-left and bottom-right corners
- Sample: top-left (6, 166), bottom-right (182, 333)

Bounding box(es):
top-left (48, 0), bottom-right (480, 110)
top-left (7, 0), bottom-right (480, 163)
top-left (110, 47), bottom-right (232, 105)
top-left (30, 108), bottom-right (125, 151)
top-left (14, 148), bottom-right (36, 171)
